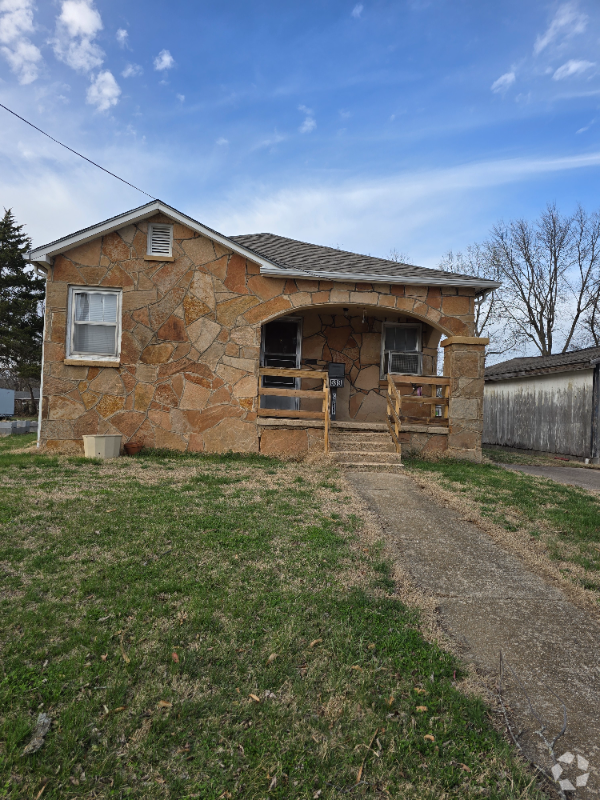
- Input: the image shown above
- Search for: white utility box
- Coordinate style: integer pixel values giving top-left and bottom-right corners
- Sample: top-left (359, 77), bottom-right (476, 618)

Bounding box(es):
top-left (82, 434), bottom-right (122, 459)
top-left (0, 388), bottom-right (14, 417)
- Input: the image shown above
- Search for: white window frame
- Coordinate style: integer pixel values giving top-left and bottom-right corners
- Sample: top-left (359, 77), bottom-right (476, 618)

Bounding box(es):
top-left (147, 223), bottom-right (173, 257)
top-left (380, 322), bottom-right (422, 378)
top-left (66, 287), bottom-right (122, 361)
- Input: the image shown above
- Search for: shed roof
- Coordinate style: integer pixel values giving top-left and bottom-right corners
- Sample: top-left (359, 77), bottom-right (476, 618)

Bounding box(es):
top-left (485, 346), bottom-right (600, 381)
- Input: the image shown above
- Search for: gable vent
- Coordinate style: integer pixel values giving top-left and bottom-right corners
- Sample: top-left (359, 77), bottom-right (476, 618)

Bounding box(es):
top-left (148, 223), bottom-right (173, 256)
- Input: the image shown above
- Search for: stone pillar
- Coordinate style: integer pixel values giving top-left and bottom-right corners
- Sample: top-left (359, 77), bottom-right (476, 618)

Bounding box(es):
top-left (441, 336), bottom-right (489, 462)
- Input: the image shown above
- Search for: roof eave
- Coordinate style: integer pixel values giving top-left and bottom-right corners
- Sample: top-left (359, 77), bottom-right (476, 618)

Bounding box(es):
top-left (485, 362), bottom-right (594, 381)
top-left (27, 200), bottom-right (281, 274)
top-left (259, 263), bottom-right (500, 292)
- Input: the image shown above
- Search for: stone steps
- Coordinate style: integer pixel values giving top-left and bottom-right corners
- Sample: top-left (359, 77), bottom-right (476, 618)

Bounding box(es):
top-left (329, 426), bottom-right (402, 472)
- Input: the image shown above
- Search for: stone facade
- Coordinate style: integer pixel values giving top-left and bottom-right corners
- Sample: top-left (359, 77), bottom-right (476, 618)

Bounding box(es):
top-left (39, 211), bottom-right (483, 458)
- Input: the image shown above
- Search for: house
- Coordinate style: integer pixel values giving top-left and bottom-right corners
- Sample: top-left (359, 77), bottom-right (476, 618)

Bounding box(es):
top-left (483, 347), bottom-right (600, 461)
top-left (29, 200), bottom-right (497, 461)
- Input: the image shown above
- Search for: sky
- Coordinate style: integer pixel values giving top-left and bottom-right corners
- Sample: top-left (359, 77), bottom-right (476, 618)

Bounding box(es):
top-left (1, 0), bottom-right (600, 268)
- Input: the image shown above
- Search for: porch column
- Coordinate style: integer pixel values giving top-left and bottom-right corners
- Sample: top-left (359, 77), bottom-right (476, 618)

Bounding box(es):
top-left (440, 336), bottom-right (489, 462)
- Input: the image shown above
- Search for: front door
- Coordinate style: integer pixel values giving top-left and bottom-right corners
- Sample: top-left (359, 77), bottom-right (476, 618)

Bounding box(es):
top-left (260, 317), bottom-right (302, 410)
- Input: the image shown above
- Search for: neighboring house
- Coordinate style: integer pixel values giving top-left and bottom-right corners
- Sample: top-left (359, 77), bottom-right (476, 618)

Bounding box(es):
top-left (29, 200), bottom-right (496, 461)
top-left (483, 347), bottom-right (600, 461)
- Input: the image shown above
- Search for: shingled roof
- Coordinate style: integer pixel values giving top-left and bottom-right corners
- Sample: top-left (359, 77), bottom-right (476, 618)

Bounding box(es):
top-left (230, 233), bottom-right (499, 292)
top-left (485, 346), bottom-right (600, 381)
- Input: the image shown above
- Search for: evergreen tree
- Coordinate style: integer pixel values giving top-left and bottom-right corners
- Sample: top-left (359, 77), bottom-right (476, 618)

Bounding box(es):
top-left (0, 209), bottom-right (45, 399)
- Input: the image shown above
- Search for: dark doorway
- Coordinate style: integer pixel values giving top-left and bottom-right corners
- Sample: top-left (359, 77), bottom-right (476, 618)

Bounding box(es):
top-left (260, 317), bottom-right (302, 410)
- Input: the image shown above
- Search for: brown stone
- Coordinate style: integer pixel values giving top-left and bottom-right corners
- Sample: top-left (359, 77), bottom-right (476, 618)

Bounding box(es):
top-left (131, 307), bottom-right (149, 327)
top-left (427, 286), bottom-right (442, 309)
top-left (204, 255), bottom-right (229, 281)
top-left (349, 392), bottom-right (364, 418)
top-left (223, 254), bottom-right (248, 294)
top-left (391, 285), bottom-right (405, 297)
top-left (101, 231), bottom-right (130, 262)
top-left (448, 430), bottom-right (480, 450)
top-left (152, 259), bottom-right (191, 295)
top-left (44, 376), bottom-right (75, 396)
top-left (46, 282), bottom-right (68, 309)
top-left (187, 317), bottom-right (221, 353)
top-left (122, 372), bottom-right (136, 393)
top-left (171, 342), bottom-right (191, 362)
top-left (96, 394), bottom-right (125, 418)
top-left (208, 385), bottom-right (231, 406)
top-left (378, 294), bottom-right (396, 308)
top-left (187, 433), bottom-right (204, 452)
top-left (330, 288), bottom-right (350, 303)
top-left (183, 295), bottom-right (210, 325)
top-left (43, 439), bottom-right (83, 454)
top-left (134, 418), bottom-right (155, 447)
top-left (72, 409), bottom-right (100, 437)
top-left (243, 296), bottom-right (292, 324)
top-left (350, 291), bottom-right (379, 306)
top-left (442, 295), bottom-right (470, 315)
top-left (225, 343), bottom-right (239, 356)
top-left (423, 435), bottom-right (448, 455)
top-left (41, 420), bottom-right (74, 439)
top-left (123, 289), bottom-right (158, 312)
top-left (155, 427), bottom-right (187, 451)
top-left (312, 291), bottom-right (330, 304)
top-left (157, 315), bottom-right (188, 342)
top-left (324, 326), bottom-right (353, 352)
top-left (101, 264), bottom-right (134, 289)
top-left (439, 316), bottom-right (468, 335)
top-left (356, 389), bottom-right (387, 421)
top-left (180, 381), bottom-right (211, 410)
top-left (141, 343), bottom-right (175, 364)
top-left (64, 238), bottom-right (102, 267)
top-left (132, 323), bottom-right (153, 350)
top-left (78, 266), bottom-right (108, 285)
top-left (110, 411), bottom-right (146, 439)
top-left (302, 334), bottom-right (325, 360)
top-left (187, 404), bottom-right (243, 433)
top-left (216, 296), bottom-right (260, 326)
top-left (88, 369), bottom-right (125, 395)
top-left (232, 375), bottom-right (258, 398)
top-left (50, 312), bottom-right (67, 344)
top-left (189, 272), bottom-right (215, 309)
top-left (171, 372), bottom-right (184, 398)
top-left (134, 383), bottom-right (154, 411)
top-left (247, 274), bottom-right (285, 300)
top-left (172, 223), bottom-right (196, 240)
top-left (239, 398), bottom-right (254, 411)
top-left (203, 418), bottom-right (258, 453)
top-left (284, 279), bottom-right (298, 294)
top-left (295, 279), bottom-right (319, 292)
top-left (154, 383), bottom-right (179, 407)
top-left (259, 428), bottom-right (308, 457)
top-left (149, 288), bottom-right (185, 329)
top-left (48, 395), bottom-right (85, 420)
top-left (181, 236), bottom-right (217, 265)
top-left (44, 341), bottom-right (66, 362)
top-left (355, 365), bottom-right (380, 391)
top-left (53, 256), bottom-right (83, 283)
top-left (289, 292), bottom-right (312, 308)
top-left (120, 331), bottom-right (142, 365)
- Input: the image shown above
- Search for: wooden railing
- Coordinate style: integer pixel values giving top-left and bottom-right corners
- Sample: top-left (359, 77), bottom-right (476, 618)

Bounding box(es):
top-left (258, 368), bottom-right (331, 453)
top-left (386, 374), bottom-right (450, 453)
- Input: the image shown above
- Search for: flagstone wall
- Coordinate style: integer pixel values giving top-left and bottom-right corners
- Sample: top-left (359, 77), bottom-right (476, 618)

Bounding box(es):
top-left (40, 212), bottom-right (477, 455)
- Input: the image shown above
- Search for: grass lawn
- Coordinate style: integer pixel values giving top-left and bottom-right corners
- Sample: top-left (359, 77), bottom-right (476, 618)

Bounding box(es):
top-left (405, 453), bottom-right (600, 599)
top-left (0, 435), bottom-right (544, 799)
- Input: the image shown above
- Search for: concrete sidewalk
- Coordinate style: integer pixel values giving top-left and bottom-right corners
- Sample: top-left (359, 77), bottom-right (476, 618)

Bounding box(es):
top-left (347, 470), bottom-right (600, 798)
top-left (500, 463), bottom-right (600, 494)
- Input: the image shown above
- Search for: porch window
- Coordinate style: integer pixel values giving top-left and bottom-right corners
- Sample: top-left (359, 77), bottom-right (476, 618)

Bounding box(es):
top-left (380, 323), bottom-right (422, 377)
top-left (67, 287), bottom-right (122, 360)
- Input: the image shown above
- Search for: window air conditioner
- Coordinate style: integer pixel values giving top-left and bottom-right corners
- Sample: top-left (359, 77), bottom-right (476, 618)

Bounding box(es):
top-left (388, 352), bottom-right (421, 374)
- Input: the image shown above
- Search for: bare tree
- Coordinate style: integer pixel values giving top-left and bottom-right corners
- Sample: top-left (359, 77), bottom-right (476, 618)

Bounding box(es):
top-left (388, 248), bottom-right (411, 264)
top-left (491, 204), bottom-right (600, 356)
top-left (439, 243), bottom-right (513, 354)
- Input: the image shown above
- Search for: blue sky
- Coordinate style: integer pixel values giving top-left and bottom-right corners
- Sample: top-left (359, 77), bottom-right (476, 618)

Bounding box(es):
top-left (1, 0), bottom-right (600, 267)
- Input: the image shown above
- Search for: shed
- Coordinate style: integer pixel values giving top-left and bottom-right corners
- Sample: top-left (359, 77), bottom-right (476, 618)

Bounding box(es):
top-left (483, 347), bottom-right (600, 461)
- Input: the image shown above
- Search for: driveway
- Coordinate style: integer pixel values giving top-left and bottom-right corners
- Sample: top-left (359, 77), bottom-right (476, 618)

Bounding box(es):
top-left (500, 463), bottom-right (600, 493)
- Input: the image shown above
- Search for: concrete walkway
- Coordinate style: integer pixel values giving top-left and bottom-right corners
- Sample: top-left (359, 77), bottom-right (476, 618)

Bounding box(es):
top-left (501, 463), bottom-right (600, 494)
top-left (347, 470), bottom-right (600, 798)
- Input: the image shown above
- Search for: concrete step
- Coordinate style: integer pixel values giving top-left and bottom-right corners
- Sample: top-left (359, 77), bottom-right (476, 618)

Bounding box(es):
top-left (330, 440), bottom-right (396, 453)
top-left (332, 450), bottom-right (402, 464)
top-left (330, 433), bottom-right (393, 444)
top-left (339, 462), bottom-right (404, 473)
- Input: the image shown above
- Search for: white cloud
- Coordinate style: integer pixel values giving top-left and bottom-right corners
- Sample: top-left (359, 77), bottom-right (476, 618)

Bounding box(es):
top-left (300, 116), bottom-right (316, 133)
top-left (154, 49), bottom-right (174, 71)
top-left (491, 71), bottom-right (516, 94)
top-left (576, 119), bottom-right (595, 134)
top-left (534, 2), bottom-right (587, 55)
top-left (216, 137), bottom-right (228, 145)
top-left (116, 28), bottom-right (127, 47)
top-left (553, 59), bottom-right (595, 80)
top-left (0, 0), bottom-right (42, 84)
top-left (176, 93), bottom-right (185, 102)
top-left (121, 62), bottom-right (142, 78)
top-left (52, 0), bottom-right (104, 73)
top-left (351, 4), bottom-right (363, 18)
top-left (58, 0), bottom-right (102, 38)
top-left (86, 69), bottom-right (120, 112)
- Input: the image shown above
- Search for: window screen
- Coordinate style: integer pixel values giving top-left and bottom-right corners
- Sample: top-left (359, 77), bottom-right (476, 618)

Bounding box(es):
top-left (69, 289), bottom-right (121, 358)
top-left (381, 324), bottom-right (421, 376)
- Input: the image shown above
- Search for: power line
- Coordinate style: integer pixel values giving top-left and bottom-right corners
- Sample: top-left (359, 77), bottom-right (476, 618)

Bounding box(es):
top-left (0, 102), bottom-right (156, 200)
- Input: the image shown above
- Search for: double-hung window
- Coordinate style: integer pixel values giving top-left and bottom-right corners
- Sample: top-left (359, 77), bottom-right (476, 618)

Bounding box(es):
top-left (380, 323), bottom-right (422, 377)
top-left (67, 288), bottom-right (122, 361)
